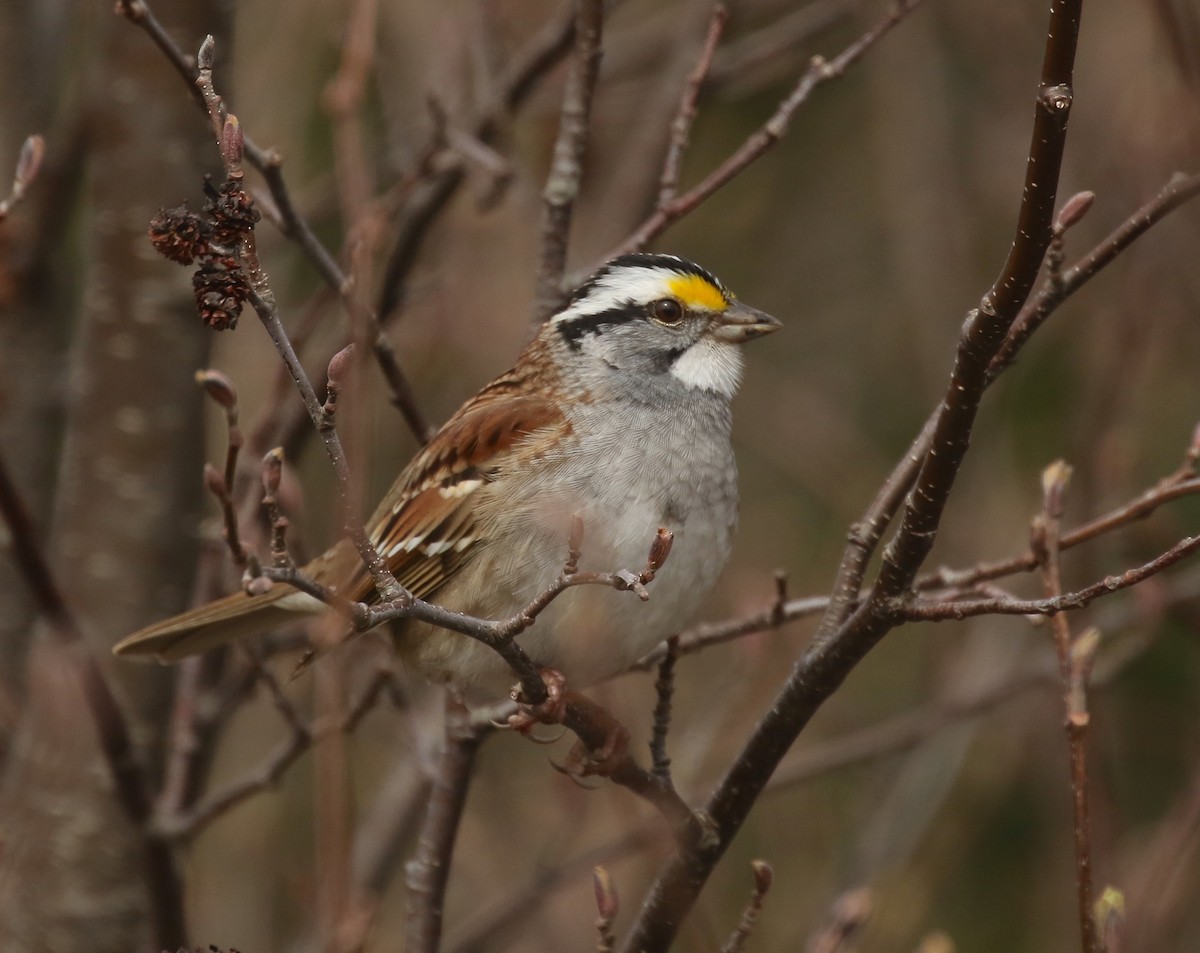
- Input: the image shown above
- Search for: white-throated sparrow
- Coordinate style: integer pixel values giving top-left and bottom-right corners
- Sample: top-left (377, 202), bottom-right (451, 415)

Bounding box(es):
top-left (113, 254), bottom-right (780, 699)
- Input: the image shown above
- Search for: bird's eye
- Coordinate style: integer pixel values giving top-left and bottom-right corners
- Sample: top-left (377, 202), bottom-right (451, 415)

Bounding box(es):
top-left (650, 298), bottom-right (683, 325)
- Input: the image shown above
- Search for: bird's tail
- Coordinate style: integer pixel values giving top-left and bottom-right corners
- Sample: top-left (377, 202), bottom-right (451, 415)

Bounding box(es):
top-left (112, 584), bottom-right (323, 661)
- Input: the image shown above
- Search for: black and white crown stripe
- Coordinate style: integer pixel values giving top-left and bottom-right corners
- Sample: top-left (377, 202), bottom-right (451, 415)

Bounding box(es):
top-left (551, 255), bottom-right (731, 350)
top-left (554, 254), bottom-right (730, 320)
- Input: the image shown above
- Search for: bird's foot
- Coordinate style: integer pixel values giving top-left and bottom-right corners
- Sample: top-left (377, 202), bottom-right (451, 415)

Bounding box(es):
top-left (507, 667), bottom-right (568, 734)
top-left (509, 671), bottom-right (631, 780)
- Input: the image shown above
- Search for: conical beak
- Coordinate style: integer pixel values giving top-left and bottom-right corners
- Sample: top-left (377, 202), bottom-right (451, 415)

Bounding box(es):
top-left (711, 301), bottom-right (782, 343)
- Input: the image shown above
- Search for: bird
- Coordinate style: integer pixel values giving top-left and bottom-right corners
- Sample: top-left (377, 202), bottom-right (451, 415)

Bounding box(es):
top-left (113, 254), bottom-right (781, 701)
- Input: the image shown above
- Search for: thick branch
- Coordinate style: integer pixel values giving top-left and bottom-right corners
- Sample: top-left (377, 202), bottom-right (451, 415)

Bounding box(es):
top-left (0, 451), bottom-right (185, 945)
top-left (404, 700), bottom-right (484, 953)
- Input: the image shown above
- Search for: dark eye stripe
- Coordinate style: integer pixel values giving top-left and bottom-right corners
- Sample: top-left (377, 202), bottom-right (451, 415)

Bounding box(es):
top-left (556, 303), bottom-right (642, 350)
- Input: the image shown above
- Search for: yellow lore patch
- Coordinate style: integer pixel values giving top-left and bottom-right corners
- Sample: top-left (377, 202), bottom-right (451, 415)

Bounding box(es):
top-left (666, 273), bottom-right (728, 312)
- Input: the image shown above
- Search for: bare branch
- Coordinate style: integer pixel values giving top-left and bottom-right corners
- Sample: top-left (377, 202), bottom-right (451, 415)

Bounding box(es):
top-left (1031, 461), bottom-right (1101, 953)
top-left (600, 0), bottom-right (925, 267)
top-left (718, 861), bottom-right (773, 953)
top-left (897, 533), bottom-right (1200, 623)
top-left (404, 697), bottom-right (484, 953)
top-left (620, 2), bottom-right (1084, 947)
top-left (115, 0), bottom-right (434, 442)
top-left (658, 5), bottom-right (728, 208)
top-left (0, 449), bottom-right (185, 943)
top-left (531, 0), bottom-right (605, 322)
top-left (992, 171), bottom-right (1200, 378)
top-left (196, 369), bottom-right (252, 569)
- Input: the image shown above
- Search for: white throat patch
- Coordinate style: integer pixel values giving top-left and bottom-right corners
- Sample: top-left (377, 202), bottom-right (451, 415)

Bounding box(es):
top-left (670, 338), bottom-right (744, 397)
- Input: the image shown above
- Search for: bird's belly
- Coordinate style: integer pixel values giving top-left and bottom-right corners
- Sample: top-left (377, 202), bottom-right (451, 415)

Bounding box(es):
top-left (399, 451), bottom-right (737, 702)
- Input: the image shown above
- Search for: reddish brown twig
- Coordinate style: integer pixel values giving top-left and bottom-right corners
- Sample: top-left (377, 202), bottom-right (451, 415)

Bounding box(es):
top-left (658, 5), bottom-right (728, 208)
top-left (718, 861), bottom-right (773, 953)
top-left (897, 532), bottom-right (1200, 623)
top-left (1031, 461), bottom-right (1101, 953)
top-left (531, 0), bottom-right (605, 322)
top-left (196, 369), bottom-right (252, 569)
top-left (992, 171), bottom-right (1200, 379)
top-left (598, 0), bottom-right (924, 269)
top-left (918, 462), bottom-right (1200, 596)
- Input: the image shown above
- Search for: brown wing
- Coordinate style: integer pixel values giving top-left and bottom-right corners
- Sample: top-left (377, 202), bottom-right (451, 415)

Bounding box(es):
top-left (332, 366), bottom-right (570, 605)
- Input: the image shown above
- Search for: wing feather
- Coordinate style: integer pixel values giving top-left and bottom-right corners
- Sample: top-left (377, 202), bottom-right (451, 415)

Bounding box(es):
top-left (334, 385), bottom-right (570, 606)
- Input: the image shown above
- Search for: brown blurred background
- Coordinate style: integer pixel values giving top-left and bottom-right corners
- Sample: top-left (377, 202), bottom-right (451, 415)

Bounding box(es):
top-left (1, 0), bottom-right (1199, 951)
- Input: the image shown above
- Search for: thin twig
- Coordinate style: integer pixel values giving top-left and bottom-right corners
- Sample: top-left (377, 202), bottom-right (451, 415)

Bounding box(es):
top-left (992, 171), bottom-right (1200, 378)
top-left (115, 0), bottom-right (433, 441)
top-left (155, 712), bottom-right (311, 840)
top-left (245, 285), bottom-right (405, 603)
top-left (531, 0), bottom-right (605, 322)
top-left (718, 861), bottom-right (773, 953)
top-left (897, 533), bottom-right (1200, 623)
top-left (376, 0), bottom-right (582, 323)
top-left (596, 0), bottom-right (925, 271)
top-left (196, 369), bottom-right (252, 569)
top-left (918, 470), bottom-right (1200, 596)
top-left (658, 5), bottom-right (728, 208)
top-left (155, 662), bottom-right (397, 841)
top-left (650, 635), bottom-right (679, 783)
top-left (1031, 461), bottom-right (1101, 953)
